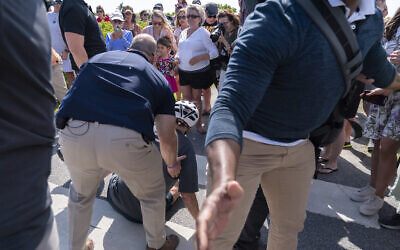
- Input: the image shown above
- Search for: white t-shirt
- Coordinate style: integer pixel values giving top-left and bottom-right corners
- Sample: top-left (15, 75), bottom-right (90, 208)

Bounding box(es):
top-left (177, 27), bottom-right (218, 72)
top-left (174, 27), bottom-right (183, 41)
top-left (47, 12), bottom-right (67, 55)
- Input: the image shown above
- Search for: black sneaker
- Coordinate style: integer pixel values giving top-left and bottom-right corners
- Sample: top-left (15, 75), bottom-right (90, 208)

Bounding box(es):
top-left (379, 214), bottom-right (400, 230)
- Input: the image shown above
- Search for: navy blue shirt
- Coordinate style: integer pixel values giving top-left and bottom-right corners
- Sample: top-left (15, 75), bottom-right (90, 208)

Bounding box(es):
top-left (206, 0), bottom-right (396, 147)
top-left (57, 50), bottom-right (175, 140)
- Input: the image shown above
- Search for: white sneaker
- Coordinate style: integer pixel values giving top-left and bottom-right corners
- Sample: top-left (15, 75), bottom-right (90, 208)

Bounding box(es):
top-left (360, 195), bottom-right (384, 216)
top-left (348, 185), bottom-right (375, 202)
top-left (367, 139), bottom-right (374, 152)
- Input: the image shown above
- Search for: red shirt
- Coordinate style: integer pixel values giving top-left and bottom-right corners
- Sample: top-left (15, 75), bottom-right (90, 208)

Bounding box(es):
top-left (97, 15), bottom-right (111, 23)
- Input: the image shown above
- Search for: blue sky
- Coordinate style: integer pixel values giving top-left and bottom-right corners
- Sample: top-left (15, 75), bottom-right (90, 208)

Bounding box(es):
top-left (86, 0), bottom-right (399, 16)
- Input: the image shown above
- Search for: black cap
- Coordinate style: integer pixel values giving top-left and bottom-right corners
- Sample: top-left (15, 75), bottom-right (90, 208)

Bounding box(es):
top-left (205, 2), bottom-right (218, 16)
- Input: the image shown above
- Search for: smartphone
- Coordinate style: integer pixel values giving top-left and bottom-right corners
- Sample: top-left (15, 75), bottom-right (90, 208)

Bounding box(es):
top-left (115, 25), bottom-right (121, 32)
top-left (361, 90), bottom-right (387, 106)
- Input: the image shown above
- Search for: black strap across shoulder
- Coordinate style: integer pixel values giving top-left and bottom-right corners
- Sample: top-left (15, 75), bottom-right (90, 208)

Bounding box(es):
top-left (296, 0), bottom-right (363, 96)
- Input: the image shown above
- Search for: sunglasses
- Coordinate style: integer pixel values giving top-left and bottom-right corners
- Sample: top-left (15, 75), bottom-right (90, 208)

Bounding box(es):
top-left (97, 10), bottom-right (103, 13)
top-left (177, 15), bottom-right (187, 20)
top-left (208, 15), bottom-right (216, 18)
top-left (186, 14), bottom-right (200, 19)
top-left (53, 1), bottom-right (63, 5)
top-left (153, 21), bottom-right (163, 26)
top-left (113, 20), bottom-right (123, 24)
top-left (142, 13), bottom-right (149, 16)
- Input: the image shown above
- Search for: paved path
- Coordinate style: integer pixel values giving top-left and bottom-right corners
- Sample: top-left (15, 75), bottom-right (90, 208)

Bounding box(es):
top-left (49, 87), bottom-right (400, 249)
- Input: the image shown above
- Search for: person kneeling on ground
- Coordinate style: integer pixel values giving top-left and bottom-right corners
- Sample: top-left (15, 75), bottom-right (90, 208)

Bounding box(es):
top-left (57, 34), bottom-right (180, 250)
top-left (107, 100), bottom-right (201, 221)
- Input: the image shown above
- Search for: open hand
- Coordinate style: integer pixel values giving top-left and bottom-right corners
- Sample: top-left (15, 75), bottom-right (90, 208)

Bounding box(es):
top-left (196, 181), bottom-right (244, 250)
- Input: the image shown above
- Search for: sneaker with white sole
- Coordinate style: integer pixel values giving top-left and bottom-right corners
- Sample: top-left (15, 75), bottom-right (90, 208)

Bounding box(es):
top-left (379, 213), bottom-right (400, 230)
top-left (367, 139), bottom-right (374, 152)
top-left (348, 185), bottom-right (375, 202)
top-left (360, 195), bottom-right (384, 216)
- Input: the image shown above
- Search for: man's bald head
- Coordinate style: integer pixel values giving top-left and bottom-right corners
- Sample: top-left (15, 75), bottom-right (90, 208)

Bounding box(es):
top-left (129, 34), bottom-right (157, 60)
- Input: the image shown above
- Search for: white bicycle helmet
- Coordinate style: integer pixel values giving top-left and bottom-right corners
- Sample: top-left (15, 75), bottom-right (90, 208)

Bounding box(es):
top-left (175, 100), bottom-right (199, 128)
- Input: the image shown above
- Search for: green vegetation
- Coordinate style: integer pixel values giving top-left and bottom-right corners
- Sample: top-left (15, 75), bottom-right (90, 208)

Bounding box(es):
top-left (217, 4), bottom-right (237, 13)
top-left (98, 20), bottom-right (114, 39)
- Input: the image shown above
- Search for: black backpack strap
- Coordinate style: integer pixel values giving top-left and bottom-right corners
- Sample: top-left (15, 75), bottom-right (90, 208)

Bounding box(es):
top-left (296, 0), bottom-right (363, 96)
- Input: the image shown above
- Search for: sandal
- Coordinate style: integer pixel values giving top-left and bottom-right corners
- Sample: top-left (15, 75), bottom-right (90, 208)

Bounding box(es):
top-left (317, 166), bottom-right (338, 174)
top-left (318, 157), bottom-right (329, 164)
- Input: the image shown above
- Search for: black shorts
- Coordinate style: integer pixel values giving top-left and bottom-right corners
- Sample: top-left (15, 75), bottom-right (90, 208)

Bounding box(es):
top-left (179, 66), bottom-right (214, 89)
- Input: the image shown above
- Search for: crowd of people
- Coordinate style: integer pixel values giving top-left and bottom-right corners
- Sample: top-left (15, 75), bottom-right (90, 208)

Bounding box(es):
top-left (2, 0), bottom-right (400, 250)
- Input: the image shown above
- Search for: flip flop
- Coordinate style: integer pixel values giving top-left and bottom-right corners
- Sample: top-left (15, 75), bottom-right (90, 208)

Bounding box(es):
top-left (317, 166), bottom-right (338, 174)
top-left (318, 157), bottom-right (329, 164)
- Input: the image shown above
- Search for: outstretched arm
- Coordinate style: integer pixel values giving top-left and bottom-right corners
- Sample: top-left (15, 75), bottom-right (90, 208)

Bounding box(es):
top-left (196, 139), bottom-right (243, 250)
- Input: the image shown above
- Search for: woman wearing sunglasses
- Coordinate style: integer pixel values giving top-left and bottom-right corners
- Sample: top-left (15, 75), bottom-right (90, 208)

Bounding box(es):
top-left (96, 5), bottom-right (111, 23)
top-left (142, 10), bottom-right (177, 53)
top-left (176, 4), bottom-right (218, 134)
top-left (174, 8), bottom-right (188, 46)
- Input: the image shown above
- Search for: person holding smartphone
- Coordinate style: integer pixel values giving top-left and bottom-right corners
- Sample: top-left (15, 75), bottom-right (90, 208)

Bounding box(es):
top-left (105, 12), bottom-right (133, 51)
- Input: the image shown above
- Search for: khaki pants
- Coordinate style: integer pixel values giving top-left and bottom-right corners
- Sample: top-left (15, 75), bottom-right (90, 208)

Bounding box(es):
top-left (59, 120), bottom-right (166, 250)
top-left (51, 64), bottom-right (68, 101)
top-left (208, 139), bottom-right (315, 250)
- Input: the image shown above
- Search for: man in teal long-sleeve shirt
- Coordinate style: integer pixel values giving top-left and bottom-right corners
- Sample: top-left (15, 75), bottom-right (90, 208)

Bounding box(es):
top-left (197, 1), bottom-right (400, 250)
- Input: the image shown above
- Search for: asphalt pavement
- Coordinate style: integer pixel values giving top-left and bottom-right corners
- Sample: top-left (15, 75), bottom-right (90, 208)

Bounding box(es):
top-left (48, 86), bottom-right (400, 249)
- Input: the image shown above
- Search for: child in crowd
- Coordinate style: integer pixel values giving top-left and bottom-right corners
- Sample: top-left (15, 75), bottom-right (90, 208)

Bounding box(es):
top-left (154, 36), bottom-right (181, 100)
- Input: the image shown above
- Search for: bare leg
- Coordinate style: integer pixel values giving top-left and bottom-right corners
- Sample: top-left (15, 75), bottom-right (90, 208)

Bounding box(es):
top-left (318, 126), bottom-right (345, 173)
top-left (181, 192), bottom-right (199, 219)
top-left (65, 72), bottom-right (75, 89)
top-left (370, 139), bottom-right (381, 188)
top-left (344, 119), bottom-right (353, 143)
top-left (180, 85), bottom-right (193, 101)
top-left (363, 102), bottom-right (370, 117)
top-left (203, 88), bottom-right (211, 113)
top-left (175, 76), bottom-right (182, 101)
top-left (192, 88), bottom-right (206, 134)
top-left (375, 137), bottom-right (400, 198)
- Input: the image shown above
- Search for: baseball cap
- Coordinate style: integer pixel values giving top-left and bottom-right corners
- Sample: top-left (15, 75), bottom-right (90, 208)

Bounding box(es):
top-left (153, 3), bottom-right (164, 10)
top-left (205, 3), bottom-right (218, 16)
top-left (110, 12), bottom-right (124, 21)
top-left (192, 0), bottom-right (201, 5)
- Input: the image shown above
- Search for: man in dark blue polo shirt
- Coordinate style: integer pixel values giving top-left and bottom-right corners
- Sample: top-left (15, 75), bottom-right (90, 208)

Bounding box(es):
top-left (57, 34), bottom-right (180, 250)
top-left (197, 1), bottom-right (400, 250)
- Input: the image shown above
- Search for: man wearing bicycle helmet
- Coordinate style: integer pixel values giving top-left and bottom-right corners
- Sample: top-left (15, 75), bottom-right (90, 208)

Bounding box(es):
top-left (107, 100), bottom-right (201, 221)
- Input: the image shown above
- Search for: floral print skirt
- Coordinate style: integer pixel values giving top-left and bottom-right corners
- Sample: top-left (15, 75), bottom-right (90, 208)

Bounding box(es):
top-left (363, 91), bottom-right (400, 141)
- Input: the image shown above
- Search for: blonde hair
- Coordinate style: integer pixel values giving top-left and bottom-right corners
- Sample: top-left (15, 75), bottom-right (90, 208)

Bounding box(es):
top-left (152, 10), bottom-right (172, 32)
top-left (186, 4), bottom-right (206, 26)
top-left (175, 8), bottom-right (187, 27)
